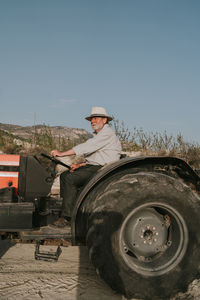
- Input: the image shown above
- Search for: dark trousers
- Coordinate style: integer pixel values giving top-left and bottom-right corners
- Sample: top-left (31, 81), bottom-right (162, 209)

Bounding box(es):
top-left (60, 164), bottom-right (102, 218)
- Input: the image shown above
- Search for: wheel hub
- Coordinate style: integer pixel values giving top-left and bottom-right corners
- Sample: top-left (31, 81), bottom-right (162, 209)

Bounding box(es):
top-left (120, 202), bottom-right (188, 276)
top-left (124, 208), bottom-right (169, 258)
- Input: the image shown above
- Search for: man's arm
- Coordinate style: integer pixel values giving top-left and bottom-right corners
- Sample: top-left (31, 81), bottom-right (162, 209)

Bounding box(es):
top-left (50, 149), bottom-right (75, 157)
top-left (50, 149), bottom-right (86, 172)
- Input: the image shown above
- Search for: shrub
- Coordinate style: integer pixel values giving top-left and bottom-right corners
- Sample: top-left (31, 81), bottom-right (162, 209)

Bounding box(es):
top-left (111, 118), bottom-right (200, 169)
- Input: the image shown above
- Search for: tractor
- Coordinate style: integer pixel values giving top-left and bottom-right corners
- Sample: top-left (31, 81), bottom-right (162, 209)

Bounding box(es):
top-left (0, 153), bottom-right (200, 299)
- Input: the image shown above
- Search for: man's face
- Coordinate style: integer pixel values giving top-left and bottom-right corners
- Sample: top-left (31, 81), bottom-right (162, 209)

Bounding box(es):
top-left (90, 117), bottom-right (107, 133)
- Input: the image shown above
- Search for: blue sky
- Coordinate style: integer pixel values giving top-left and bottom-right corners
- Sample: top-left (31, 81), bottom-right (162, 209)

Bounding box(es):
top-left (0, 0), bottom-right (200, 143)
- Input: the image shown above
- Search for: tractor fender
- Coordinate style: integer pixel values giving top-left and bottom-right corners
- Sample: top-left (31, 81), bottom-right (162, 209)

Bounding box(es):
top-left (71, 156), bottom-right (200, 244)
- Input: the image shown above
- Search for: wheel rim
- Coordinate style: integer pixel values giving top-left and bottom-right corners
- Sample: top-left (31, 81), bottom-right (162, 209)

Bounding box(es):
top-left (119, 202), bottom-right (188, 276)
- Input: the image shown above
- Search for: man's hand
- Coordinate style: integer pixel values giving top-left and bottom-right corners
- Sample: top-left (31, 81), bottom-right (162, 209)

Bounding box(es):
top-left (50, 149), bottom-right (76, 157)
top-left (51, 149), bottom-right (63, 157)
top-left (70, 162), bottom-right (86, 173)
top-left (70, 163), bottom-right (81, 173)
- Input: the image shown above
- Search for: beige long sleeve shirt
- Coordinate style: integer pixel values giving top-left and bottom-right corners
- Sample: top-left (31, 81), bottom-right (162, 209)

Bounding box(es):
top-left (73, 124), bottom-right (121, 166)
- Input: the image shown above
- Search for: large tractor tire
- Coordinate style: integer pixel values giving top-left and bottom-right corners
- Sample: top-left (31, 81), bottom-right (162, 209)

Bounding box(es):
top-left (85, 172), bottom-right (200, 299)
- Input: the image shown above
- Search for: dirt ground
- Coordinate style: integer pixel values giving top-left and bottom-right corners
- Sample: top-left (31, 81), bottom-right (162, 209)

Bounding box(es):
top-left (0, 240), bottom-right (200, 300)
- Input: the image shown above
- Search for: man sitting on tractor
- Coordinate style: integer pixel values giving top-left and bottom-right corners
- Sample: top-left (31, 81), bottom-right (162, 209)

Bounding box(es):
top-left (50, 107), bottom-right (122, 228)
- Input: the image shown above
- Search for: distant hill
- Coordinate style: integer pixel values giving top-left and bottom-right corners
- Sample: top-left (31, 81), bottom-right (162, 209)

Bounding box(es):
top-left (0, 123), bottom-right (92, 153)
top-left (0, 123), bottom-right (91, 140)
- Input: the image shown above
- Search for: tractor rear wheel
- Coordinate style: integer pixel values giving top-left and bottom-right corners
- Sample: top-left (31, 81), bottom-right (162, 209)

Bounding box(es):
top-left (86, 172), bottom-right (200, 299)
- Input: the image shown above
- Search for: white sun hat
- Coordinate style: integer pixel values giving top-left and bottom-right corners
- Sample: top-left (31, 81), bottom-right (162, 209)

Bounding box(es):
top-left (85, 107), bottom-right (113, 122)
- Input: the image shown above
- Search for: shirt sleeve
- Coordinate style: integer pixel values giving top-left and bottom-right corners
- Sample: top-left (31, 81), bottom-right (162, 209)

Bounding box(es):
top-left (73, 130), bottom-right (110, 157)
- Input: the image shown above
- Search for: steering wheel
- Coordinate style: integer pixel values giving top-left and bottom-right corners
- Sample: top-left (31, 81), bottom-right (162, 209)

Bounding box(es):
top-left (40, 153), bottom-right (70, 169)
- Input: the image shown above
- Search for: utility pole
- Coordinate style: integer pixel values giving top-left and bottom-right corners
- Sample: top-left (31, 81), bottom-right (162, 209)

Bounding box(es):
top-left (33, 112), bottom-right (36, 148)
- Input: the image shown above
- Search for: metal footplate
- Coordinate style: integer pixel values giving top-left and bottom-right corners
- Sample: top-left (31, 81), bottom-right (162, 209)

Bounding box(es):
top-left (20, 225), bottom-right (72, 262)
top-left (35, 240), bottom-right (62, 262)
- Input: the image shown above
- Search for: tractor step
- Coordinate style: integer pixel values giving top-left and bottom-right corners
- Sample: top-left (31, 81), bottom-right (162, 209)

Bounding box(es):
top-left (20, 225), bottom-right (72, 262)
top-left (35, 240), bottom-right (62, 262)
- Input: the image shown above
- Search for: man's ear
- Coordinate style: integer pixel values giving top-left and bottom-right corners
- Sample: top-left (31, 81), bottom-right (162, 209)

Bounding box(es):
top-left (103, 117), bottom-right (107, 125)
